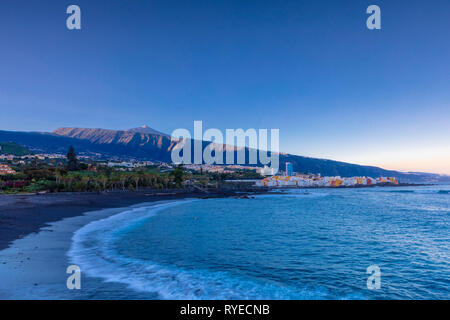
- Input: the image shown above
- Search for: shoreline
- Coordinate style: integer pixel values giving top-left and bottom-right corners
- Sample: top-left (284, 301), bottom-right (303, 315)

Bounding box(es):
top-left (0, 188), bottom-right (267, 251)
top-left (264, 182), bottom-right (428, 189)
top-left (0, 199), bottom-right (183, 299)
top-left (0, 183), bottom-right (428, 251)
top-left (0, 184), bottom-right (446, 299)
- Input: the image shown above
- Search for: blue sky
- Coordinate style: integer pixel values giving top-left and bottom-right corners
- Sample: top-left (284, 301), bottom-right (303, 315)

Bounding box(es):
top-left (1, 0), bottom-right (449, 173)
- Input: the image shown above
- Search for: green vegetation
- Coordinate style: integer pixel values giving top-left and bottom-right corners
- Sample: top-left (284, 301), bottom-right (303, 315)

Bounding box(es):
top-left (170, 164), bottom-right (185, 187)
top-left (0, 165), bottom-right (185, 194)
top-left (0, 146), bottom-right (262, 194)
top-left (0, 142), bottom-right (32, 156)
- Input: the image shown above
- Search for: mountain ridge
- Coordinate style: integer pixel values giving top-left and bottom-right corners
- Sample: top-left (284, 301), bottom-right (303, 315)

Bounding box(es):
top-left (1, 127), bottom-right (448, 183)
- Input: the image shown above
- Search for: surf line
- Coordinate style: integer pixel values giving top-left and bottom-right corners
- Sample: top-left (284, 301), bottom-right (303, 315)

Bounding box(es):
top-left (180, 304), bottom-right (214, 318)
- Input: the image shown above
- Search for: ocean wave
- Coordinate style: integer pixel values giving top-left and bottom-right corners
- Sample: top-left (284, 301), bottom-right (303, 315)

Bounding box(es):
top-left (256, 191), bottom-right (330, 199)
top-left (387, 189), bottom-right (450, 194)
top-left (67, 200), bottom-right (343, 300)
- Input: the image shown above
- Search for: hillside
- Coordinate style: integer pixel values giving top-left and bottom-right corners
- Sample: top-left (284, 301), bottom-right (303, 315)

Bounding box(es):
top-left (53, 127), bottom-right (176, 161)
top-left (0, 127), bottom-right (448, 183)
top-left (0, 142), bottom-right (32, 156)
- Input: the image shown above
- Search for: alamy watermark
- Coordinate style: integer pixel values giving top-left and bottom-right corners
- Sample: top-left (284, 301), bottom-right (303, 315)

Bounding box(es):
top-left (170, 121), bottom-right (280, 173)
top-left (65, 5), bottom-right (380, 31)
top-left (366, 265), bottom-right (381, 290)
top-left (66, 5), bottom-right (81, 30)
top-left (366, 5), bottom-right (381, 30)
top-left (66, 265), bottom-right (81, 290)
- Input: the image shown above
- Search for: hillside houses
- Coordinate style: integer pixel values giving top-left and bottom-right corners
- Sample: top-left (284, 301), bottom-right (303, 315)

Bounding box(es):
top-left (255, 175), bottom-right (398, 188)
top-left (0, 164), bottom-right (16, 175)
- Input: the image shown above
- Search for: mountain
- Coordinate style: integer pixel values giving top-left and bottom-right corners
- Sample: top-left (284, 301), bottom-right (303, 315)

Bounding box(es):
top-left (52, 127), bottom-right (176, 161)
top-left (1, 127), bottom-right (448, 183)
top-left (128, 125), bottom-right (169, 136)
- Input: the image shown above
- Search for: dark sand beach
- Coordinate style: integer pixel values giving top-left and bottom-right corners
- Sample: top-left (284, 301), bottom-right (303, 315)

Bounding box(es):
top-left (0, 184), bottom-right (418, 251)
top-left (0, 189), bottom-right (263, 251)
top-left (0, 185), bottom-right (448, 299)
top-left (0, 188), bottom-right (266, 299)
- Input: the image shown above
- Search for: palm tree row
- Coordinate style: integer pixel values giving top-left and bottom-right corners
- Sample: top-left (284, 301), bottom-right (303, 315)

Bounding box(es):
top-left (53, 170), bottom-right (185, 192)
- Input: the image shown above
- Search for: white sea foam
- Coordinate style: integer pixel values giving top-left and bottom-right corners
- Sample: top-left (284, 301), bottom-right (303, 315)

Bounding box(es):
top-left (385, 189), bottom-right (450, 194)
top-left (255, 189), bottom-right (330, 199)
top-left (67, 199), bottom-right (339, 300)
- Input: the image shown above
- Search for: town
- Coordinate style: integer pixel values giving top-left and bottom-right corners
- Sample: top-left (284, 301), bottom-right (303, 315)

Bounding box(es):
top-left (255, 163), bottom-right (399, 188)
top-left (0, 142), bottom-right (262, 194)
top-left (0, 141), bottom-right (401, 194)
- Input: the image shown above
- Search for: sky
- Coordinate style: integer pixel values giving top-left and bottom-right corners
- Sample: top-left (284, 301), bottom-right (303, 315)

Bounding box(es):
top-left (0, 0), bottom-right (449, 174)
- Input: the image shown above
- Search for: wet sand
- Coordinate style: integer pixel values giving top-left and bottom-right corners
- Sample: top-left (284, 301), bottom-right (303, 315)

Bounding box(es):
top-left (0, 189), bottom-right (254, 251)
top-left (0, 188), bottom-right (266, 299)
top-left (0, 200), bottom-right (175, 299)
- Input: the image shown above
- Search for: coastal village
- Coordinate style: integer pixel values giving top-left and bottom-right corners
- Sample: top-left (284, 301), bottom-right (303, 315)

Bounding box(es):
top-left (255, 174), bottom-right (398, 188)
top-left (254, 163), bottom-right (398, 188)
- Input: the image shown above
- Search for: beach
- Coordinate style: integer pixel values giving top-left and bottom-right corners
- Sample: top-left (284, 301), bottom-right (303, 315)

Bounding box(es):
top-left (0, 190), bottom-right (234, 299)
top-left (0, 188), bottom-right (268, 299)
top-left (0, 189), bottom-right (261, 251)
top-left (0, 185), bottom-right (448, 300)
top-left (0, 203), bottom-right (133, 299)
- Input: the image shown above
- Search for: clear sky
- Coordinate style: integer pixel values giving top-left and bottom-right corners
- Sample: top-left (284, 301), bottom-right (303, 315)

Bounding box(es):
top-left (1, 0), bottom-right (449, 174)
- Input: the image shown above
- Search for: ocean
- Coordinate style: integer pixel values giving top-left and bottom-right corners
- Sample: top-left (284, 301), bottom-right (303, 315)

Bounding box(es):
top-left (67, 185), bottom-right (450, 300)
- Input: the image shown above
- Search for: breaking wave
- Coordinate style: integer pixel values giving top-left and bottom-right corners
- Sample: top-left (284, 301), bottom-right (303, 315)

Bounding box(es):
top-left (387, 189), bottom-right (450, 194)
top-left (67, 200), bottom-right (342, 300)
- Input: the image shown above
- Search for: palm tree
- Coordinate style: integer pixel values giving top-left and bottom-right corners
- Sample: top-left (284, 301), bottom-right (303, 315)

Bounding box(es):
top-left (132, 173), bottom-right (140, 191)
top-left (81, 175), bottom-right (90, 191)
top-left (98, 174), bottom-right (108, 191)
top-left (65, 172), bottom-right (76, 191)
top-left (110, 173), bottom-right (120, 190)
top-left (55, 169), bottom-right (63, 186)
top-left (162, 177), bottom-right (169, 189)
top-left (119, 172), bottom-right (128, 191)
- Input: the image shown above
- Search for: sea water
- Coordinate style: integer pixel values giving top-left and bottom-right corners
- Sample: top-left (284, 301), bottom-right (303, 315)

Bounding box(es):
top-left (67, 185), bottom-right (450, 299)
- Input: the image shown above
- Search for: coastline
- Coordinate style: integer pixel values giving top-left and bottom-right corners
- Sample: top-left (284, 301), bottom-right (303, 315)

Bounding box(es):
top-left (0, 184), bottom-right (447, 299)
top-left (0, 199), bottom-right (183, 299)
top-left (0, 183), bottom-right (425, 251)
top-left (0, 188), bottom-right (265, 251)
top-left (0, 189), bottom-right (264, 299)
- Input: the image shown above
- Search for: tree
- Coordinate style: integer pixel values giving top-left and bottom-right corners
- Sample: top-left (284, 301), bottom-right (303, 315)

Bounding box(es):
top-left (64, 172), bottom-right (76, 191)
top-left (97, 174), bottom-right (108, 190)
top-left (131, 173), bottom-right (140, 191)
top-left (81, 175), bottom-right (90, 191)
top-left (170, 164), bottom-right (185, 187)
top-left (55, 169), bottom-right (63, 186)
top-left (32, 156), bottom-right (38, 168)
top-left (119, 172), bottom-right (128, 191)
top-left (66, 146), bottom-right (79, 171)
top-left (110, 173), bottom-right (120, 190)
